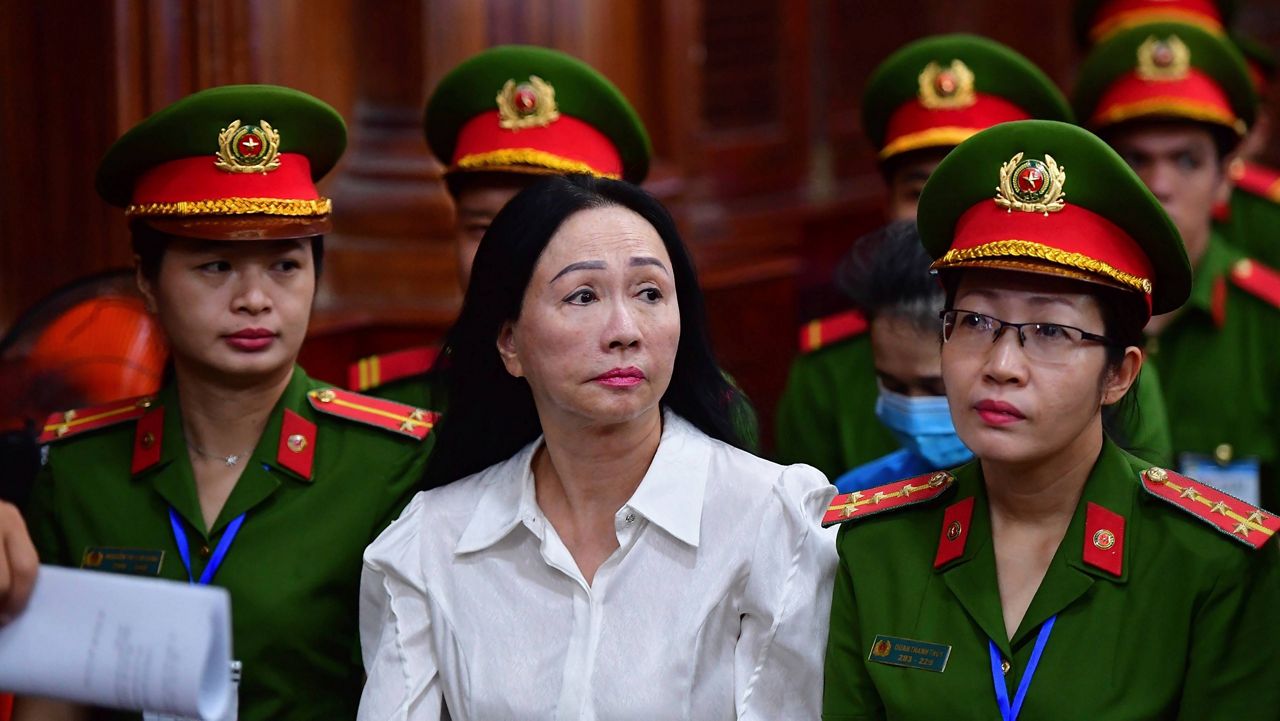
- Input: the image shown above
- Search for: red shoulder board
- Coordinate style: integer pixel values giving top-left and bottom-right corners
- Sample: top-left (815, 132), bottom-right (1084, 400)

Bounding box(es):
top-left (346, 345), bottom-right (440, 391)
top-left (1227, 258), bottom-right (1280, 311)
top-left (799, 309), bottom-right (868, 353)
top-left (1141, 467), bottom-right (1280, 549)
top-left (822, 471), bottom-right (954, 527)
top-left (1231, 160), bottom-right (1280, 204)
top-left (307, 388), bottom-right (438, 441)
top-left (37, 395), bottom-right (155, 444)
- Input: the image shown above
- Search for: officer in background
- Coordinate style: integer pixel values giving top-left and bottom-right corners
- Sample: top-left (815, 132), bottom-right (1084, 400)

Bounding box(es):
top-left (1215, 33), bottom-right (1280, 267)
top-left (1076, 21), bottom-right (1280, 512)
top-left (776, 34), bottom-right (1072, 478)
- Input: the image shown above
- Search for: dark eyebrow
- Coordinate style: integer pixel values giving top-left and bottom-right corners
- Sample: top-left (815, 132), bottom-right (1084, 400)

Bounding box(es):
top-left (550, 260), bottom-right (606, 283)
top-left (630, 256), bottom-right (669, 274)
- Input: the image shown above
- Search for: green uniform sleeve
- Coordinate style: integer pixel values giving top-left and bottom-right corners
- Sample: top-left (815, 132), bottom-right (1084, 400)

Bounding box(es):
top-left (1174, 543), bottom-right (1280, 717)
top-left (823, 531), bottom-right (886, 721)
top-left (776, 356), bottom-right (844, 477)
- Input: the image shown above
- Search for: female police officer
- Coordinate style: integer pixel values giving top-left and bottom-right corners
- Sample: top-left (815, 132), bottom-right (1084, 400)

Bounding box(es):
top-left (16, 86), bottom-right (435, 721)
top-left (822, 120), bottom-right (1280, 719)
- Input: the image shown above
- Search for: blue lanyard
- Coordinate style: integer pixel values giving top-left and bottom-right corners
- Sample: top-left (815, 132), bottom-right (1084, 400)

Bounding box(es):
top-left (988, 615), bottom-right (1056, 721)
top-left (168, 508), bottom-right (246, 585)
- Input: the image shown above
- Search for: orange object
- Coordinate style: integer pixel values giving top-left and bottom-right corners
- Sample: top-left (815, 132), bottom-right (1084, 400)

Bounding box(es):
top-left (26, 296), bottom-right (167, 405)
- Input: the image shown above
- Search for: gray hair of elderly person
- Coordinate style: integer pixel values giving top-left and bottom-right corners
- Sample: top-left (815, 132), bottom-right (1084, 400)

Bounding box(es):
top-left (835, 219), bottom-right (942, 332)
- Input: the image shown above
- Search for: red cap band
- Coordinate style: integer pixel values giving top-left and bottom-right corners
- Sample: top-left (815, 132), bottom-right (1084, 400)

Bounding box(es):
top-left (938, 201), bottom-right (1154, 309)
top-left (1091, 68), bottom-right (1238, 129)
top-left (132, 154), bottom-right (321, 206)
top-left (1090, 0), bottom-right (1224, 42)
top-left (881, 93), bottom-right (1030, 159)
top-left (452, 111), bottom-right (623, 178)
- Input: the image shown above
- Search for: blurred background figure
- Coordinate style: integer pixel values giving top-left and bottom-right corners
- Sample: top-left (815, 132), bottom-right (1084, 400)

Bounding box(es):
top-left (1216, 33), bottom-right (1280, 267)
top-left (0, 271), bottom-right (167, 506)
top-left (1076, 18), bottom-right (1280, 510)
top-left (826, 220), bottom-right (965, 493)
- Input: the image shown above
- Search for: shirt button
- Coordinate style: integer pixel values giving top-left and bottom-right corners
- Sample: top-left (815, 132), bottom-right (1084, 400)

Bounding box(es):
top-left (199, 544), bottom-right (212, 559)
top-left (624, 512), bottom-right (636, 525)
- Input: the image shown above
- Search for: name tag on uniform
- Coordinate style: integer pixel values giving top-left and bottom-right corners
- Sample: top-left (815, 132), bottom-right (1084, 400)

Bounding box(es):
top-left (1179, 454), bottom-right (1261, 507)
top-left (80, 546), bottom-right (165, 577)
top-left (867, 634), bottom-right (951, 672)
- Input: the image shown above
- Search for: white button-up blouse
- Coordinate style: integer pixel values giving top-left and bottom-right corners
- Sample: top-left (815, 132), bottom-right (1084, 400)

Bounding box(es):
top-left (357, 411), bottom-right (837, 720)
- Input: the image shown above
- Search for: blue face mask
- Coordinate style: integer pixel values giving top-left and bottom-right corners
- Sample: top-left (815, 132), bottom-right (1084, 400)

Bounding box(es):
top-left (873, 383), bottom-right (974, 469)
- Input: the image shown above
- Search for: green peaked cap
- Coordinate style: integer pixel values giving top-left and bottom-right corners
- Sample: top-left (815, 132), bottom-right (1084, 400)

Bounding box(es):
top-left (862, 33), bottom-right (1073, 158)
top-left (96, 84), bottom-right (347, 208)
top-left (918, 119), bottom-right (1191, 315)
top-left (1073, 21), bottom-right (1257, 134)
top-left (425, 45), bottom-right (651, 183)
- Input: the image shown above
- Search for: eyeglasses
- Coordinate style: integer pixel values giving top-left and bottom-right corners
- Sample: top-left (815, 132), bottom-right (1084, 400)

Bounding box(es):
top-left (939, 309), bottom-right (1115, 364)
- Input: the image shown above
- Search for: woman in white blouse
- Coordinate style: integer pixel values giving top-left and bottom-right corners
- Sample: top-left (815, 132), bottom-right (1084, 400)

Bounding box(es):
top-left (357, 174), bottom-right (836, 720)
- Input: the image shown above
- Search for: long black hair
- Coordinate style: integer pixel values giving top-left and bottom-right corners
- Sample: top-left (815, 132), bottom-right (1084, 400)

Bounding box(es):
top-left (423, 174), bottom-right (745, 487)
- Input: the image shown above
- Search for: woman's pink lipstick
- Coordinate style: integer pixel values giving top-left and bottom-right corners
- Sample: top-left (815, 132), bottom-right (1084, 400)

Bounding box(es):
top-left (225, 328), bottom-right (276, 352)
top-left (594, 367), bottom-right (645, 388)
top-left (974, 399), bottom-right (1025, 426)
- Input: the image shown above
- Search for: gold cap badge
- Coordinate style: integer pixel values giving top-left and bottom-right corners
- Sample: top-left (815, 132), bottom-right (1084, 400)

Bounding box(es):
top-left (995, 152), bottom-right (1067, 216)
top-left (918, 60), bottom-right (976, 110)
top-left (216, 119), bottom-right (282, 174)
top-left (1136, 35), bottom-right (1191, 82)
top-left (497, 75), bottom-right (561, 130)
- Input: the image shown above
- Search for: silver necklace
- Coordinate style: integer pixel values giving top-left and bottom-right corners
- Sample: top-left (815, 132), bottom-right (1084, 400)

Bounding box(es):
top-left (188, 441), bottom-right (251, 467)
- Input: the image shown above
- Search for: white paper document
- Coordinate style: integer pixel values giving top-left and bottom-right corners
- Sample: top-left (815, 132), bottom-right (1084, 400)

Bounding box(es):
top-left (0, 565), bottom-right (234, 721)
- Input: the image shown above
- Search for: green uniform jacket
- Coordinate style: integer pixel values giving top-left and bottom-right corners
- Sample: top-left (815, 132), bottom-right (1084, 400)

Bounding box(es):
top-left (1149, 232), bottom-right (1280, 511)
top-left (824, 439), bottom-right (1280, 719)
top-left (25, 367), bottom-right (433, 721)
top-left (775, 335), bottom-right (895, 479)
top-left (1216, 168), bottom-right (1280, 269)
top-left (775, 334), bottom-right (1173, 479)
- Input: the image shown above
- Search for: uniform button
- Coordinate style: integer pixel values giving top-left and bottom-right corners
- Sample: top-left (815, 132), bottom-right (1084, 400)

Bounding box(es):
top-left (199, 544), bottom-right (212, 559)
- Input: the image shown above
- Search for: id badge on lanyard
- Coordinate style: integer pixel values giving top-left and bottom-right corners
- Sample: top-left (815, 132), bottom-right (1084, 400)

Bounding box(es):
top-left (144, 510), bottom-right (247, 721)
top-left (1179, 453), bottom-right (1261, 506)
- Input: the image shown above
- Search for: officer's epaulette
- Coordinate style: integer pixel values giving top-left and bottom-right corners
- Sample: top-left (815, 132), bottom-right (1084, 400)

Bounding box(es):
top-left (798, 309), bottom-right (868, 354)
top-left (1230, 160), bottom-right (1280, 204)
top-left (37, 395), bottom-right (154, 444)
top-left (822, 471), bottom-right (954, 527)
top-left (1226, 258), bottom-right (1280, 311)
top-left (1141, 467), bottom-right (1280, 550)
top-left (307, 387), bottom-right (438, 441)
top-left (346, 345), bottom-right (440, 392)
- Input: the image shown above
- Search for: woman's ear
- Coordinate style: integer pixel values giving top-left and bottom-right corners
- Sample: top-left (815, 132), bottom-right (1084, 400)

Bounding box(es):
top-left (495, 320), bottom-right (524, 378)
top-left (134, 256), bottom-right (158, 314)
top-left (1101, 346), bottom-right (1144, 406)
